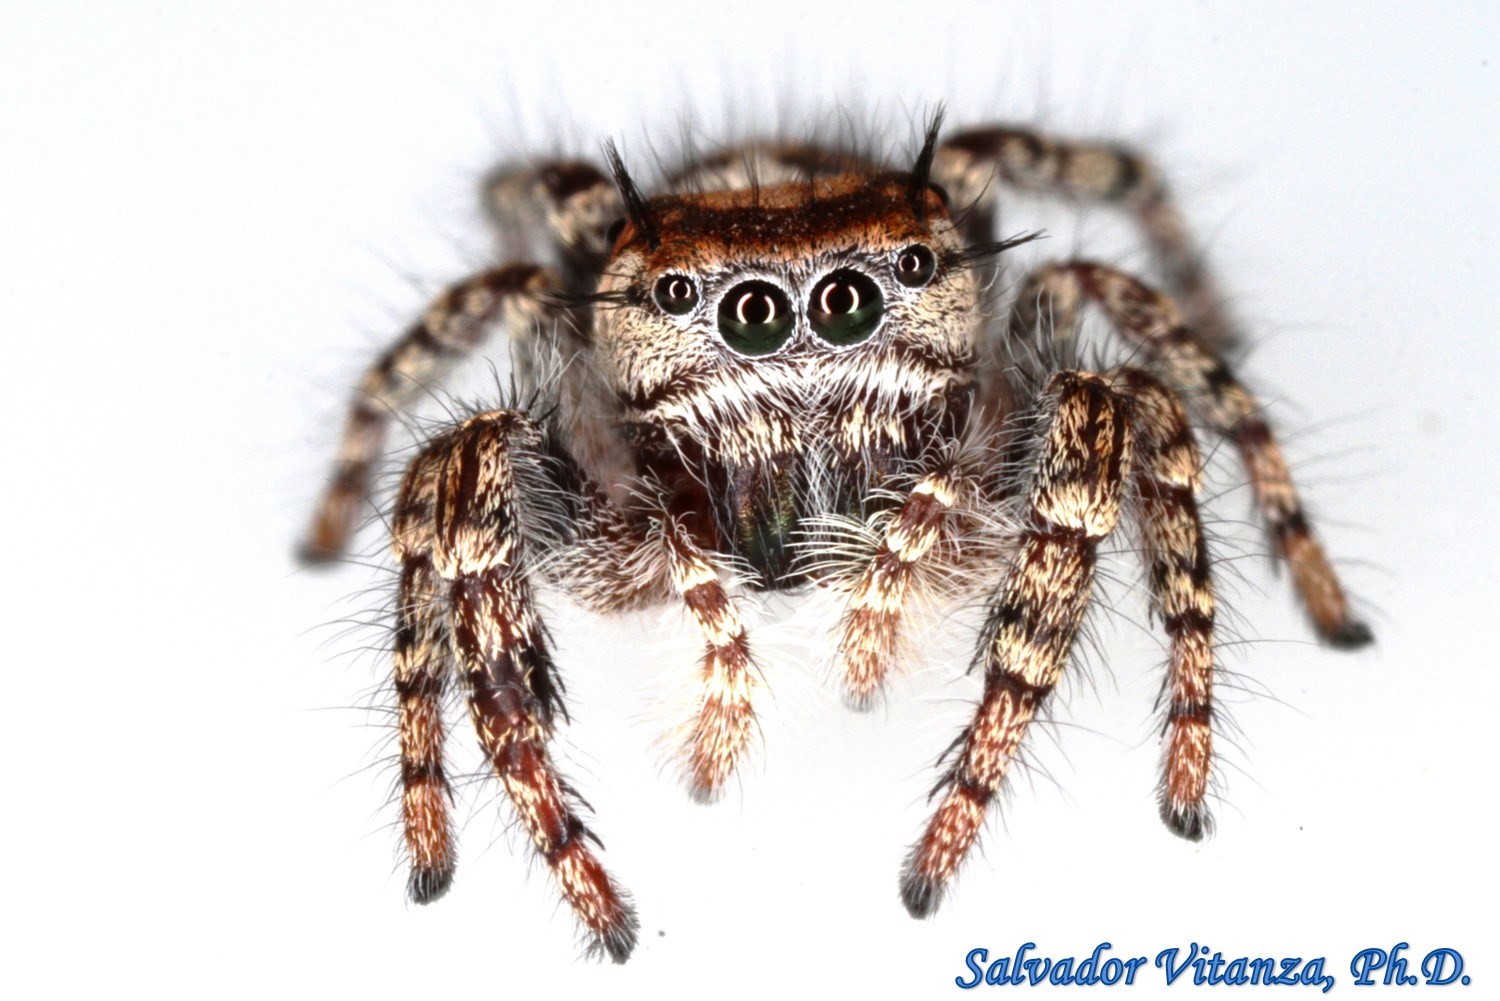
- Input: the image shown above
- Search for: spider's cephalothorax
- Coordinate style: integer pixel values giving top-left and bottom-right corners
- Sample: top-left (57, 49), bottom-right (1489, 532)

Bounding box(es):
top-left (599, 171), bottom-right (981, 588)
top-left (302, 114), bottom-right (1372, 962)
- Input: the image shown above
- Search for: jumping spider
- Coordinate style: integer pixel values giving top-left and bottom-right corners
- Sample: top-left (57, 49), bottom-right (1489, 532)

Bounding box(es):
top-left (303, 113), bottom-right (1371, 962)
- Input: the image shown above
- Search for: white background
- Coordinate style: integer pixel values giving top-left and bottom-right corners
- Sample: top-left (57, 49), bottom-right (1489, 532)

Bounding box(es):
top-left (5, 1), bottom-right (1497, 996)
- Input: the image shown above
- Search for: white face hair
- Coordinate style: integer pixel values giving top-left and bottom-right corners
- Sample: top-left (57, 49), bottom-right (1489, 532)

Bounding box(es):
top-left (594, 174), bottom-right (980, 462)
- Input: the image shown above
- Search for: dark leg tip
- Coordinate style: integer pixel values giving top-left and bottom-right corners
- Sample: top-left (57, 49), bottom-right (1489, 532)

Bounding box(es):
top-left (295, 541), bottom-right (343, 568)
top-left (899, 868), bottom-right (944, 919)
top-left (592, 912), bottom-right (640, 965)
top-left (407, 865), bottom-right (454, 905)
top-left (1160, 800), bottom-right (1212, 842)
top-left (685, 778), bottom-right (725, 806)
top-left (1327, 619), bottom-right (1375, 650)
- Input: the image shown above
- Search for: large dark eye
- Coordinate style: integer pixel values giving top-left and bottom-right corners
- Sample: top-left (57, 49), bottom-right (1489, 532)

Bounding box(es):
top-left (653, 274), bottom-right (699, 315)
top-left (808, 269), bottom-right (883, 346)
top-left (894, 245), bottom-right (937, 288)
top-left (717, 280), bottom-right (794, 356)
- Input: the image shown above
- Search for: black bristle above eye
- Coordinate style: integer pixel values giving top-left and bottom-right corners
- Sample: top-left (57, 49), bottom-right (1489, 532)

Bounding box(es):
top-left (946, 229), bottom-right (1047, 270)
top-left (603, 141), bottom-right (659, 250)
top-left (907, 105), bottom-right (947, 219)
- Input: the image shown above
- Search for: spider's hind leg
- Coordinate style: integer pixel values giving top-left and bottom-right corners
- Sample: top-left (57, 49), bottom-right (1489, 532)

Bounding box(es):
top-left (1116, 368), bottom-right (1218, 841)
top-left (1008, 261), bottom-right (1371, 648)
top-left (483, 158), bottom-right (622, 288)
top-left (303, 156), bottom-right (622, 564)
top-left (934, 125), bottom-right (1237, 352)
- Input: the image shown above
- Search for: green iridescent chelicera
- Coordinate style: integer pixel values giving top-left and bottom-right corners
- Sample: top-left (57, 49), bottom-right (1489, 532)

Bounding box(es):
top-left (717, 280), bottom-right (794, 356)
top-left (809, 269), bottom-right (883, 346)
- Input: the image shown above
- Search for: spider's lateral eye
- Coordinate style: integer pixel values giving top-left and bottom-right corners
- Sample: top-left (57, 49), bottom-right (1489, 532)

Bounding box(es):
top-left (605, 218), bottom-right (627, 248)
top-left (808, 269), bottom-right (884, 346)
top-left (894, 245), bottom-right (937, 288)
top-left (653, 274), bottom-right (699, 315)
top-left (717, 280), bottom-right (794, 356)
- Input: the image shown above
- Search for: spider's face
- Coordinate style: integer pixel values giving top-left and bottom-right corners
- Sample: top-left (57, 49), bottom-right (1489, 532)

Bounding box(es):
top-left (595, 174), bottom-right (979, 448)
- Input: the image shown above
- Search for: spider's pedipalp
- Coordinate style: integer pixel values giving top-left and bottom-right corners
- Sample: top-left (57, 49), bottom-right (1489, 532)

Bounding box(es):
top-left (834, 469), bottom-right (967, 709)
top-left (661, 521), bottom-right (760, 801)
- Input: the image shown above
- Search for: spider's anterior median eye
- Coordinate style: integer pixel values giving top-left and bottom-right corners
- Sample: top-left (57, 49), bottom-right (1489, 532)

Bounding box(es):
top-left (808, 269), bottom-right (883, 346)
top-left (894, 244), bottom-right (937, 288)
top-left (653, 274), bottom-right (699, 315)
top-left (717, 281), bottom-right (794, 355)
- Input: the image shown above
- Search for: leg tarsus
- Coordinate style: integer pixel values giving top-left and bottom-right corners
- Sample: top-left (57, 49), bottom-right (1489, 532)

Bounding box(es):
top-left (1160, 796), bottom-right (1212, 842)
top-left (406, 863), bottom-right (454, 905)
top-left (1329, 619), bottom-right (1375, 650)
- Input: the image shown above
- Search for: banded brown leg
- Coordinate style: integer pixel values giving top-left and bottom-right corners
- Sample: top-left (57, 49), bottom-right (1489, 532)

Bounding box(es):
top-left (391, 447), bottom-right (456, 901)
top-left (901, 372), bottom-right (1132, 916)
top-left (934, 125), bottom-right (1238, 351)
top-left (1008, 261), bottom-right (1371, 647)
top-left (302, 264), bottom-right (564, 562)
top-left (1115, 368), bottom-right (1218, 839)
top-left (398, 409), bottom-right (638, 962)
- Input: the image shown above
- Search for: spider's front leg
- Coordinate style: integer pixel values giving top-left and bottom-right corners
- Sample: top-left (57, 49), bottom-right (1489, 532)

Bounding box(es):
top-left (901, 371), bottom-right (1132, 917)
top-left (393, 410), bottom-right (638, 962)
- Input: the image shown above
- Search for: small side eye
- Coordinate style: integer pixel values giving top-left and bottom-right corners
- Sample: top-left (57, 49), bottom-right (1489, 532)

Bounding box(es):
top-left (808, 270), bottom-right (884, 346)
top-left (894, 245), bottom-right (937, 288)
top-left (653, 274), bottom-right (699, 315)
top-left (717, 280), bottom-right (794, 356)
